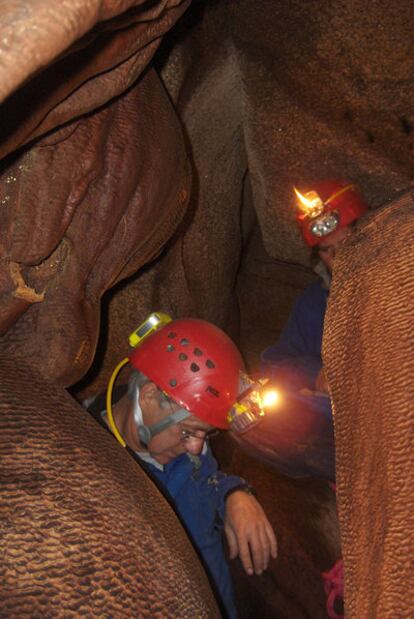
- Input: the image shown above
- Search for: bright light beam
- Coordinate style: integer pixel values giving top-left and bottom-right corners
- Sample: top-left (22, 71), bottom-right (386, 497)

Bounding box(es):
top-left (261, 389), bottom-right (280, 409)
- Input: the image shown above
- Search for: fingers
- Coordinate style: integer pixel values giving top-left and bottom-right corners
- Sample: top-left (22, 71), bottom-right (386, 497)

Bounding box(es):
top-left (237, 535), bottom-right (255, 575)
top-left (250, 525), bottom-right (272, 574)
top-left (266, 520), bottom-right (278, 559)
top-left (225, 491), bottom-right (278, 576)
top-left (224, 524), bottom-right (239, 560)
top-left (234, 521), bottom-right (276, 575)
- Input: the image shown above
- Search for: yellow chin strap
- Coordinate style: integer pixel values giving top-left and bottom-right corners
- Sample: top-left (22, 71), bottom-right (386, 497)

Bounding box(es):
top-left (106, 357), bottom-right (129, 447)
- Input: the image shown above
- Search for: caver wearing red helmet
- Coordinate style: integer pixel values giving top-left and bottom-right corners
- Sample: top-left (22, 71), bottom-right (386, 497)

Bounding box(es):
top-left (104, 313), bottom-right (274, 449)
top-left (102, 312), bottom-right (274, 456)
top-left (85, 312), bottom-right (278, 619)
top-left (129, 317), bottom-right (245, 431)
top-left (261, 182), bottom-right (369, 617)
top-left (259, 180), bottom-right (370, 618)
top-left (294, 180), bottom-right (368, 247)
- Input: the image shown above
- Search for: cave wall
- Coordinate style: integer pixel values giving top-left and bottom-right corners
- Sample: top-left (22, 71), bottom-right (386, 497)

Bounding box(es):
top-left (324, 191), bottom-right (414, 618)
top-left (156, 0), bottom-right (414, 365)
top-left (80, 0), bottom-right (414, 397)
top-left (0, 1), bottom-right (192, 386)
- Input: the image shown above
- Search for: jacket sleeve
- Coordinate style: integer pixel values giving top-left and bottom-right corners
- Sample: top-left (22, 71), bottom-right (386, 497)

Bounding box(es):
top-left (261, 282), bottom-right (326, 390)
top-left (203, 445), bottom-right (251, 523)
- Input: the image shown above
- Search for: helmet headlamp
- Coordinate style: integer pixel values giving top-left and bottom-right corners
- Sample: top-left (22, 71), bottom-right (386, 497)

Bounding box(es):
top-left (227, 374), bottom-right (279, 434)
top-left (294, 187), bottom-right (325, 218)
top-left (294, 181), bottom-right (368, 247)
top-left (129, 312), bottom-right (172, 347)
top-left (310, 211), bottom-right (340, 238)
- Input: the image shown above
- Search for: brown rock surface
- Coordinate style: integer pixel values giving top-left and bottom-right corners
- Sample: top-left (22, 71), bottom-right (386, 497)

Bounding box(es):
top-left (0, 0), bottom-right (190, 157)
top-left (0, 68), bottom-right (190, 385)
top-left (0, 350), bottom-right (219, 617)
top-left (324, 192), bottom-right (414, 618)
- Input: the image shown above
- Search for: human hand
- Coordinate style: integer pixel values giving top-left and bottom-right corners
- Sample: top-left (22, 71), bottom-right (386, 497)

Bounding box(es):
top-left (315, 367), bottom-right (329, 393)
top-left (224, 490), bottom-right (277, 576)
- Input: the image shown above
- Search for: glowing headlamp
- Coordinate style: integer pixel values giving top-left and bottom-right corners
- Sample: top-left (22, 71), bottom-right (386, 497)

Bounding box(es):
top-left (228, 374), bottom-right (280, 433)
top-left (294, 187), bottom-right (325, 219)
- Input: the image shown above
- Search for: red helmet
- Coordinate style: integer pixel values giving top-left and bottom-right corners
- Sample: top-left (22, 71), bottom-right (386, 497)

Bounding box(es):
top-left (129, 318), bottom-right (245, 429)
top-left (294, 180), bottom-right (368, 247)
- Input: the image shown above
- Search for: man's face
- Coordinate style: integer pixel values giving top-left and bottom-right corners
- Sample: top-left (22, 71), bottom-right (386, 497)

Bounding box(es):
top-left (147, 401), bottom-right (217, 465)
top-left (317, 225), bottom-right (352, 272)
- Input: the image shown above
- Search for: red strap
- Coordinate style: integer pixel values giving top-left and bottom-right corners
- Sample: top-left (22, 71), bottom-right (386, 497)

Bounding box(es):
top-left (322, 559), bottom-right (344, 619)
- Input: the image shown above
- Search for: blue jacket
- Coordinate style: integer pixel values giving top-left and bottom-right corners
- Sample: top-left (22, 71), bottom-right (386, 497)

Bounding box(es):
top-left (86, 397), bottom-right (245, 618)
top-left (260, 279), bottom-right (336, 481)
top-left (143, 445), bottom-right (246, 619)
top-left (261, 279), bottom-right (328, 390)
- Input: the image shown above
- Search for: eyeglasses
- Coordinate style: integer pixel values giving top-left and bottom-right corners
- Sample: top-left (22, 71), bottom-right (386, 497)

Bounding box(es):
top-left (165, 398), bottom-right (220, 442)
top-left (179, 428), bottom-right (220, 442)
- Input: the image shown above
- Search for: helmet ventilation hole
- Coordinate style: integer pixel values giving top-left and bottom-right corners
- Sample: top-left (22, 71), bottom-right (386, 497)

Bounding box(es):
top-left (169, 379), bottom-right (177, 387)
top-left (166, 344), bottom-right (175, 352)
top-left (206, 359), bottom-right (215, 369)
top-left (190, 363), bottom-right (200, 372)
top-left (179, 353), bottom-right (188, 361)
top-left (168, 332), bottom-right (176, 339)
top-left (206, 386), bottom-right (219, 397)
top-left (180, 338), bottom-right (189, 346)
top-left (194, 348), bottom-right (203, 356)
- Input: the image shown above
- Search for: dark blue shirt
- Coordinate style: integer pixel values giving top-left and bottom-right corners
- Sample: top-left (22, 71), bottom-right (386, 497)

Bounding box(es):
top-left (261, 279), bottom-right (328, 390)
top-left (259, 279), bottom-right (335, 481)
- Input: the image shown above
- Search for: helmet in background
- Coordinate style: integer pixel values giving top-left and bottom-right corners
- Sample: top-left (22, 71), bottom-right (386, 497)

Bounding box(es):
top-left (294, 180), bottom-right (368, 247)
